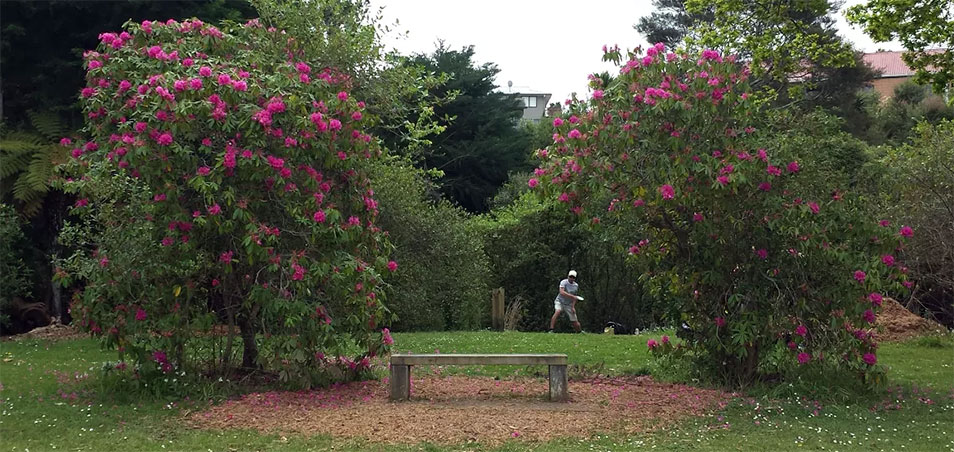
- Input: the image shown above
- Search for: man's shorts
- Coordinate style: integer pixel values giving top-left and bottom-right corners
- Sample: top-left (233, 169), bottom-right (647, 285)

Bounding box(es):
top-left (554, 299), bottom-right (578, 322)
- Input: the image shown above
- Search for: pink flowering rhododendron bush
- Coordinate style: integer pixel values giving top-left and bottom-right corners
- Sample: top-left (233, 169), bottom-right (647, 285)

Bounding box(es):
top-left (56, 17), bottom-right (397, 387)
top-left (531, 44), bottom-right (912, 385)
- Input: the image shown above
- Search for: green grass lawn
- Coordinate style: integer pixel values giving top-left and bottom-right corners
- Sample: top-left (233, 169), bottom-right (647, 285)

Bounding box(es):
top-left (1, 331), bottom-right (952, 451)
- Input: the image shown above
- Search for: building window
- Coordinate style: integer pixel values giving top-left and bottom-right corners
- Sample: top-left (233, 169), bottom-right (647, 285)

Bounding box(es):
top-left (521, 96), bottom-right (537, 108)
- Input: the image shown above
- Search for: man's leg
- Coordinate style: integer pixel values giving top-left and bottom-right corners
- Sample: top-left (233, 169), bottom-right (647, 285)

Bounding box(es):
top-left (550, 309), bottom-right (562, 330)
top-left (567, 306), bottom-right (581, 333)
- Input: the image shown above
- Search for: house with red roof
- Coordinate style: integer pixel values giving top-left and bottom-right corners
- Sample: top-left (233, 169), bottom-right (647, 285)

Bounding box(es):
top-left (862, 50), bottom-right (952, 101)
top-left (863, 51), bottom-right (917, 100)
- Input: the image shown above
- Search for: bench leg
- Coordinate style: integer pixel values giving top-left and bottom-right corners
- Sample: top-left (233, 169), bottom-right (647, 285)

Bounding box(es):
top-left (548, 364), bottom-right (568, 402)
top-left (390, 364), bottom-right (411, 401)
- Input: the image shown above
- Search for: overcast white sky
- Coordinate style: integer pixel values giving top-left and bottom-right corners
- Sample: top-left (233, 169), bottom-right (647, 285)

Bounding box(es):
top-left (368, 0), bottom-right (902, 104)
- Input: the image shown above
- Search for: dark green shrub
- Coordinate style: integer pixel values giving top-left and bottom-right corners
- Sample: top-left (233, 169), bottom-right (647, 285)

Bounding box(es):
top-left (372, 159), bottom-right (491, 330)
top-left (0, 204), bottom-right (33, 331)
top-left (875, 120), bottom-right (954, 327)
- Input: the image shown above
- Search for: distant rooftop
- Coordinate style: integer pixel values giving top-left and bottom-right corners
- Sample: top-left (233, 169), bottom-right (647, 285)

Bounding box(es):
top-left (499, 85), bottom-right (550, 95)
top-left (863, 51), bottom-right (916, 78)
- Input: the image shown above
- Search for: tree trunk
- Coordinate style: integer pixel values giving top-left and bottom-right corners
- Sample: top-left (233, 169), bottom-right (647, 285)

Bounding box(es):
top-left (740, 344), bottom-right (760, 386)
top-left (50, 281), bottom-right (62, 324)
top-left (222, 302), bottom-right (236, 373)
top-left (238, 314), bottom-right (259, 369)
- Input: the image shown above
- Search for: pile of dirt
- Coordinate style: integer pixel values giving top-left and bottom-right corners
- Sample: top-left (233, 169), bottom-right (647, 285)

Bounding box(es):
top-left (1, 322), bottom-right (85, 342)
top-left (876, 298), bottom-right (948, 342)
top-left (188, 375), bottom-right (730, 445)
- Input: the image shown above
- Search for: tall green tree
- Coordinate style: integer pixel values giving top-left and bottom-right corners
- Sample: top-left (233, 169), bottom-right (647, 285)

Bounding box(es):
top-left (408, 45), bottom-right (532, 213)
top-left (847, 0), bottom-right (954, 102)
top-left (635, 0), bottom-right (711, 49)
top-left (683, 0), bottom-right (856, 96)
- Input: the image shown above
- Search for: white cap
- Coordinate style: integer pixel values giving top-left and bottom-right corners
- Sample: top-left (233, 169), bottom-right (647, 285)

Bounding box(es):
top-left (568, 270), bottom-right (577, 277)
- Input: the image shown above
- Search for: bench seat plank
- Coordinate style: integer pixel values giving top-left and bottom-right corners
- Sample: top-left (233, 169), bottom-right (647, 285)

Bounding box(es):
top-left (391, 353), bottom-right (567, 366)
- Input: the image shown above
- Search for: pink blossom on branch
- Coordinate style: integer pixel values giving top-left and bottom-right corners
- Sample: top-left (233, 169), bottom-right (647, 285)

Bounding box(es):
top-left (797, 352), bottom-right (811, 364)
top-left (853, 270), bottom-right (866, 283)
top-left (156, 132), bottom-right (173, 146)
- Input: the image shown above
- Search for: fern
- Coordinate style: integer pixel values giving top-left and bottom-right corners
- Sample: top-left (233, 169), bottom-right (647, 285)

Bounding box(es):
top-left (12, 175), bottom-right (46, 217)
top-left (1, 150), bottom-right (33, 179)
top-left (27, 110), bottom-right (68, 141)
top-left (1, 131), bottom-right (44, 150)
top-left (0, 111), bottom-right (73, 217)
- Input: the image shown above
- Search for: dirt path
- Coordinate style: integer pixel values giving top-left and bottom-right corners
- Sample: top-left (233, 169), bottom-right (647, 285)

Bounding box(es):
top-left (188, 375), bottom-right (730, 445)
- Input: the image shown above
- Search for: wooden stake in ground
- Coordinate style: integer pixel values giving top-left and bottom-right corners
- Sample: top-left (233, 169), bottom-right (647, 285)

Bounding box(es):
top-left (491, 287), bottom-right (505, 331)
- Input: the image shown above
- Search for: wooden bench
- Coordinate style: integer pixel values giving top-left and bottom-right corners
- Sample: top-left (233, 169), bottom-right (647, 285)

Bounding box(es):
top-left (389, 354), bottom-right (568, 402)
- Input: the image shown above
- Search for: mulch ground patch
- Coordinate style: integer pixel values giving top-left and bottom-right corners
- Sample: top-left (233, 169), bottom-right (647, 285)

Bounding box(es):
top-left (0, 323), bottom-right (86, 342)
top-left (187, 375), bottom-right (731, 445)
top-left (876, 298), bottom-right (948, 342)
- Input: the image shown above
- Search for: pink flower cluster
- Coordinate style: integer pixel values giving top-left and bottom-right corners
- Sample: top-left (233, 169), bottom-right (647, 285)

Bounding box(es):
top-left (97, 31), bottom-right (133, 50)
top-left (152, 350), bottom-right (173, 373)
top-left (292, 264), bottom-right (306, 281)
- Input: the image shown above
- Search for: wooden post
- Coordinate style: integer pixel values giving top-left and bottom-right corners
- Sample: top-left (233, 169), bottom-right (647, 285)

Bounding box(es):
top-left (390, 364), bottom-right (411, 401)
top-left (491, 287), bottom-right (505, 331)
top-left (549, 364), bottom-right (568, 401)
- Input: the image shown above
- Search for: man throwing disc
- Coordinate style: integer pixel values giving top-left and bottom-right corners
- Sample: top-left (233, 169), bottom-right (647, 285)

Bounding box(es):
top-left (549, 270), bottom-right (582, 333)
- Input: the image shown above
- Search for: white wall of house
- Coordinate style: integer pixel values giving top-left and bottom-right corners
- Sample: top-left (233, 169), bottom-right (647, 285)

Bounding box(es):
top-left (516, 93), bottom-right (551, 122)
